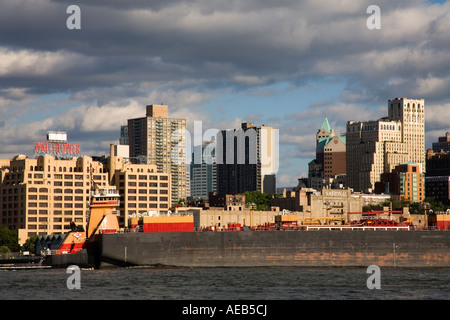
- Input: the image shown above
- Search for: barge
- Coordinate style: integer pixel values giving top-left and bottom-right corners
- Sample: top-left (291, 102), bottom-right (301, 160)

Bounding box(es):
top-left (39, 189), bottom-right (450, 268)
top-left (100, 229), bottom-right (450, 268)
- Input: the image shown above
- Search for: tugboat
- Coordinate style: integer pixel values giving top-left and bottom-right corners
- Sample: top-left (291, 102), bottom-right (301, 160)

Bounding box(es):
top-left (41, 187), bottom-right (121, 268)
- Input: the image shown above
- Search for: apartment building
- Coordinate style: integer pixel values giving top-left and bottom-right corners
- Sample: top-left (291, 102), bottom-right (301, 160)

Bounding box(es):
top-left (127, 105), bottom-right (187, 204)
top-left (376, 162), bottom-right (425, 203)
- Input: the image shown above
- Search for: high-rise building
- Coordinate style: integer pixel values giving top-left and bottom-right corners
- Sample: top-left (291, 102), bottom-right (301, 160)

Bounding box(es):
top-left (346, 98), bottom-right (425, 193)
top-left (190, 141), bottom-right (217, 199)
top-left (216, 122), bottom-right (278, 195)
top-left (127, 105), bottom-right (187, 205)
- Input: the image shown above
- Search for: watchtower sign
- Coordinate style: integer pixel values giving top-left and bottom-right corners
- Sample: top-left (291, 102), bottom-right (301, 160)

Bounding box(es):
top-left (33, 131), bottom-right (81, 159)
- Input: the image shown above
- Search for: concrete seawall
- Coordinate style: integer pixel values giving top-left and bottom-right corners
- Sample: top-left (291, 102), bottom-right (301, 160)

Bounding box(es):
top-left (100, 230), bottom-right (450, 268)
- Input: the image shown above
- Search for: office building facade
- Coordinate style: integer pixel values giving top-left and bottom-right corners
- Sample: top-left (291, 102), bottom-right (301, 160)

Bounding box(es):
top-left (346, 98), bottom-right (425, 192)
top-left (0, 144), bottom-right (173, 243)
top-left (108, 146), bottom-right (171, 228)
top-left (426, 138), bottom-right (450, 205)
top-left (0, 155), bottom-right (109, 243)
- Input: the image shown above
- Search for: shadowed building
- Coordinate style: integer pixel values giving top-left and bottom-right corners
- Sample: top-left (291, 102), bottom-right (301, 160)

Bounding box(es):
top-left (216, 122), bottom-right (278, 195)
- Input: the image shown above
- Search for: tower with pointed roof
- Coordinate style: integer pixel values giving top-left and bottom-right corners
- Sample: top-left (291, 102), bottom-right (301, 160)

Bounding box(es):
top-left (316, 116), bottom-right (334, 143)
top-left (308, 117), bottom-right (346, 185)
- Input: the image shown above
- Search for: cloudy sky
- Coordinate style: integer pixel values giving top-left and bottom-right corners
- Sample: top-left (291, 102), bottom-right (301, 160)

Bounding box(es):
top-left (1, 0), bottom-right (450, 187)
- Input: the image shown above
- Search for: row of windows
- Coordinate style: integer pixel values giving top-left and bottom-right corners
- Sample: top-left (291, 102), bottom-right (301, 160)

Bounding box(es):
top-left (126, 174), bottom-right (168, 180)
top-left (28, 195), bottom-right (85, 201)
top-left (127, 196), bottom-right (168, 201)
top-left (29, 166), bottom-right (105, 174)
top-left (28, 202), bottom-right (85, 208)
top-left (27, 224), bottom-right (73, 230)
top-left (28, 210), bottom-right (84, 215)
top-left (7, 172), bottom-right (105, 181)
top-left (126, 184), bottom-right (168, 192)
top-left (29, 187), bottom-right (87, 194)
top-left (124, 167), bottom-right (157, 173)
top-left (127, 203), bottom-right (168, 209)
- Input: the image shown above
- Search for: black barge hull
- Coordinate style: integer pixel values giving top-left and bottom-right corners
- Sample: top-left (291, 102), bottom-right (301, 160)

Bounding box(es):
top-left (99, 230), bottom-right (450, 268)
top-left (42, 248), bottom-right (100, 269)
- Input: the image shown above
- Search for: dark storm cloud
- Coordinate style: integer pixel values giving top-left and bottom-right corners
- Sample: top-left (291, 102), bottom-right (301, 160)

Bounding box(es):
top-left (1, 0), bottom-right (449, 103)
top-left (1, 0), bottom-right (450, 163)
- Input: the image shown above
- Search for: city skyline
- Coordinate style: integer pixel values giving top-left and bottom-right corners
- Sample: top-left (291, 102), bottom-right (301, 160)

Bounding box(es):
top-left (1, 0), bottom-right (450, 188)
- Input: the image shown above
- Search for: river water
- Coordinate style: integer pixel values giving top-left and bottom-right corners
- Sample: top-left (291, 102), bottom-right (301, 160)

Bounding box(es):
top-left (1, 266), bottom-right (449, 301)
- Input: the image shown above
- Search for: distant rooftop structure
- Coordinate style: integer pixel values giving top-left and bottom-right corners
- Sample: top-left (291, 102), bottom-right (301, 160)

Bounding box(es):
top-left (46, 131), bottom-right (67, 143)
top-left (432, 132), bottom-right (450, 152)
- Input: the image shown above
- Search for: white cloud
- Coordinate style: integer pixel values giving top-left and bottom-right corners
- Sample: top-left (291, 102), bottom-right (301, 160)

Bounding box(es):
top-left (415, 75), bottom-right (450, 97)
top-left (0, 48), bottom-right (92, 77)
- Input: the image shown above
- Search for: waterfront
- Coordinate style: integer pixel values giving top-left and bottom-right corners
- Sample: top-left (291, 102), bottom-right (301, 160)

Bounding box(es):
top-left (1, 266), bottom-right (449, 300)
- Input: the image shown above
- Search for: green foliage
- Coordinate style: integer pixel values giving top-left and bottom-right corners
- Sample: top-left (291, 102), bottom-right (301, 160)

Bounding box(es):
top-left (364, 196), bottom-right (450, 215)
top-left (23, 235), bottom-right (38, 254)
top-left (0, 225), bottom-right (20, 252)
top-left (0, 245), bottom-right (11, 254)
top-left (242, 190), bottom-right (281, 211)
top-left (424, 197), bottom-right (450, 213)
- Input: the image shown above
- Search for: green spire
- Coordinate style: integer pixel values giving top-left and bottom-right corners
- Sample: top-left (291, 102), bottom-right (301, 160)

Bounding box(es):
top-left (321, 116), bottom-right (331, 133)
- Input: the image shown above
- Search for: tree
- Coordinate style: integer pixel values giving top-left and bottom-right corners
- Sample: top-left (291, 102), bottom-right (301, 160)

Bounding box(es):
top-left (242, 190), bottom-right (280, 211)
top-left (0, 245), bottom-right (11, 254)
top-left (0, 225), bottom-right (20, 252)
top-left (23, 235), bottom-right (38, 254)
top-left (424, 197), bottom-right (449, 213)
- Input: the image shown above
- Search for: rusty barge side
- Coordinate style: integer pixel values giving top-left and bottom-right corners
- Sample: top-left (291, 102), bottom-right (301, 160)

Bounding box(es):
top-left (99, 230), bottom-right (450, 268)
